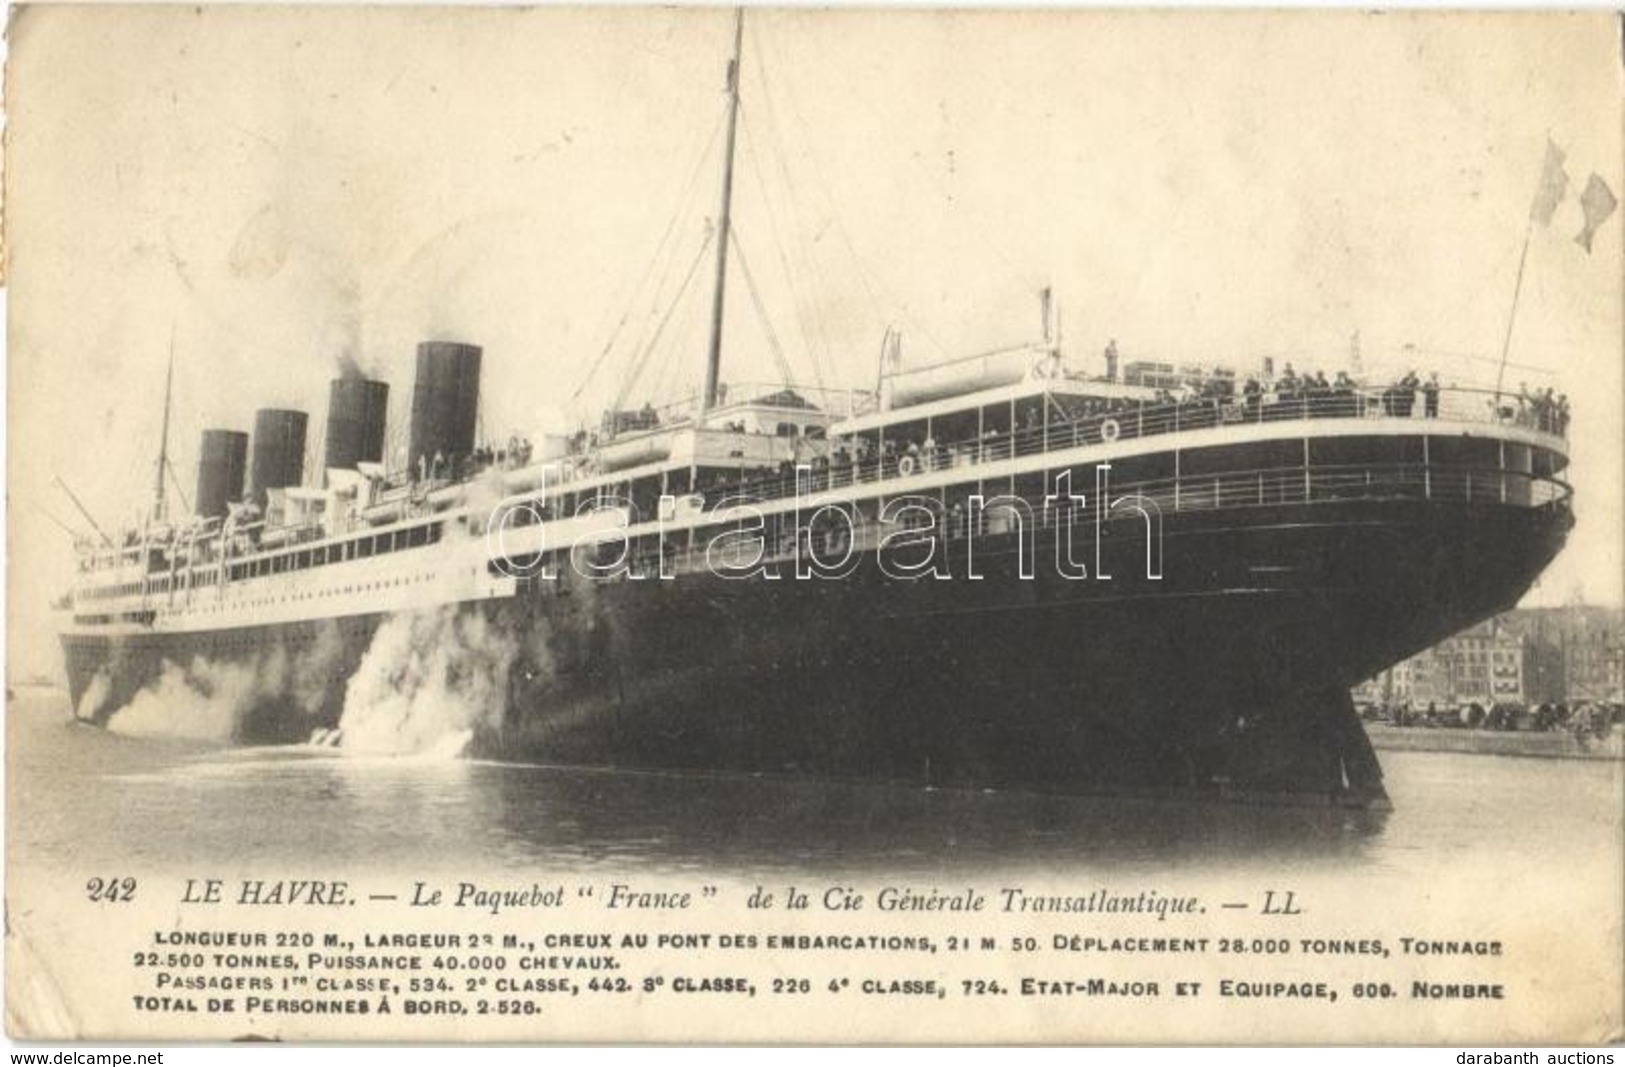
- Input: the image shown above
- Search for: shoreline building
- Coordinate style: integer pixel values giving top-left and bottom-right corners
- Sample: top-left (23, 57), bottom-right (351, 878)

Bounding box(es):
top-left (1353, 605), bottom-right (1624, 708)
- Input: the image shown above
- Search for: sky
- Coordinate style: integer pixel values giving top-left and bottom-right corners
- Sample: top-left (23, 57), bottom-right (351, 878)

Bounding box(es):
top-left (6, 6), bottom-right (1622, 679)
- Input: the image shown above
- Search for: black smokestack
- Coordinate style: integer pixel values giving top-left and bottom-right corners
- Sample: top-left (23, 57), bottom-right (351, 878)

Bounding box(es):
top-left (250, 408), bottom-right (308, 507)
top-left (195, 429), bottom-right (248, 519)
top-left (325, 377), bottom-right (390, 473)
top-left (407, 341), bottom-right (481, 475)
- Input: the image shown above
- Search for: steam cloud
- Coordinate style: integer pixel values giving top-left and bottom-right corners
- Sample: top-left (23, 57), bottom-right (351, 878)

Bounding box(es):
top-left (106, 659), bottom-right (258, 741)
top-left (101, 623), bottom-right (347, 740)
top-left (89, 497), bottom-right (553, 759)
top-left (333, 467), bottom-right (539, 758)
top-left (92, 603), bottom-right (557, 760)
top-left (333, 607), bottom-right (519, 758)
top-left (75, 669), bottom-right (114, 722)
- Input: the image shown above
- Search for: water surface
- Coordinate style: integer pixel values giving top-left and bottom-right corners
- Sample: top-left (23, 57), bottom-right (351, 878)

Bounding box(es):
top-left (10, 687), bottom-right (1619, 881)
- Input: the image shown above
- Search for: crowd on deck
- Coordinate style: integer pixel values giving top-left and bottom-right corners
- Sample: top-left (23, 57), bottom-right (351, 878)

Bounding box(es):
top-left (985, 363), bottom-right (1574, 442)
top-left (406, 435), bottom-right (537, 487)
top-left (1508, 383), bottom-right (1571, 436)
top-left (466, 435), bottom-right (535, 475)
top-left (394, 355), bottom-right (1569, 502)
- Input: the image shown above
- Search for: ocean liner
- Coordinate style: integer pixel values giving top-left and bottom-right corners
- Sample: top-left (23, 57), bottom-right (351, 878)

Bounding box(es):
top-left (56, 13), bottom-right (1574, 807)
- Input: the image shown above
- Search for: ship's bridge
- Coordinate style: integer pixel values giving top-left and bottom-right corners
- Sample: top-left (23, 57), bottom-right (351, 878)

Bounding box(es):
top-left (582, 383), bottom-right (874, 475)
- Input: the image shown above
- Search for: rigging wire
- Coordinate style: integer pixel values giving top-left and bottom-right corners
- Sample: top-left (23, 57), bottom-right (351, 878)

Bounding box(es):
top-left (797, 21), bottom-right (1026, 286)
top-left (27, 498), bottom-right (85, 542)
top-left (736, 100), bottom-right (832, 393)
top-left (742, 36), bottom-right (855, 388)
top-left (571, 107), bottom-right (728, 404)
top-left (612, 230), bottom-right (717, 415)
top-left (52, 475), bottom-right (113, 547)
top-left (728, 225), bottom-right (797, 389)
top-left (614, 207), bottom-right (714, 406)
top-left (165, 459), bottom-right (192, 516)
top-left (753, 17), bottom-right (955, 362)
top-left (645, 285), bottom-right (707, 409)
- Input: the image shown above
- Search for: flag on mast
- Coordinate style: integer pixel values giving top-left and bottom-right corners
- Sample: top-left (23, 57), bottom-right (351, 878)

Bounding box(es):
top-left (1529, 139), bottom-right (1570, 226)
top-left (1574, 173), bottom-right (1618, 253)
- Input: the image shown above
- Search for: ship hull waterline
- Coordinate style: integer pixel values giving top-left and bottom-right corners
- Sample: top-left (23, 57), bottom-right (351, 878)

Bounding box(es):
top-left (60, 497), bottom-right (1573, 810)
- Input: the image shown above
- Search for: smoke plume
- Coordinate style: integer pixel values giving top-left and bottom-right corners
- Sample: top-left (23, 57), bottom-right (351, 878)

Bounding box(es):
top-left (336, 351), bottom-right (369, 381)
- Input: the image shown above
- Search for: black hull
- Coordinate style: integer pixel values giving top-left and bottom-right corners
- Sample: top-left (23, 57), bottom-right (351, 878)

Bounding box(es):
top-left (61, 497), bottom-right (1571, 807)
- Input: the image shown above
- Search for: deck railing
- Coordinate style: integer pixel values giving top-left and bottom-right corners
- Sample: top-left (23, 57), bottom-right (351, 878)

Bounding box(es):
top-left (1026, 383), bottom-right (1565, 452)
top-left (1102, 464), bottom-right (1570, 515)
top-left (78, 382), bottom-right (1568, 587)
top-left (635, 383), bottom-right (1567, 520)
top-left (599, 462), bottom-right (1572, 579)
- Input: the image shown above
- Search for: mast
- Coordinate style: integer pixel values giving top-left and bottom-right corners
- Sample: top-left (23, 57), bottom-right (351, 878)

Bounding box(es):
top-left (701, 7), bottom-right (745, 416)
top-left (153, 334), bottom-right (175, 523)
top-left (1493, 220), bottom-right (1534, 400)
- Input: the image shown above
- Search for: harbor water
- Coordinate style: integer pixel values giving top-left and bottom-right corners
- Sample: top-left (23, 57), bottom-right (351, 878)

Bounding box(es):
top-left (8, 685), bottom-right (1621, 881)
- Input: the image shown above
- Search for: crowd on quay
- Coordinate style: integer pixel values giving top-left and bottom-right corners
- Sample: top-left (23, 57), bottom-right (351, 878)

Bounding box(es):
top-left (1366, 700), bottom-right (1622, 739)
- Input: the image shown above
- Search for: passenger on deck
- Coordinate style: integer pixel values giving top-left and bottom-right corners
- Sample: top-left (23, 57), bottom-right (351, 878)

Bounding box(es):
top-left (1242, 377), bottom-right (1262, 420)
top-left (1384, 372), bottom-right (1418, 418)
top-left (1328, 371), bottom-right (1359, 418)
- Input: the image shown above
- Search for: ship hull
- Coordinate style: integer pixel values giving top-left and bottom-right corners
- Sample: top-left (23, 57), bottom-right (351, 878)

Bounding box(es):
top-left (59, 494), bottom-right (1572, 807)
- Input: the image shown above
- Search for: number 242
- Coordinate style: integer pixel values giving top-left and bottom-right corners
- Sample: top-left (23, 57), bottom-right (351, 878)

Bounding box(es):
top-left (86, 877), bottom-right (137, 903)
